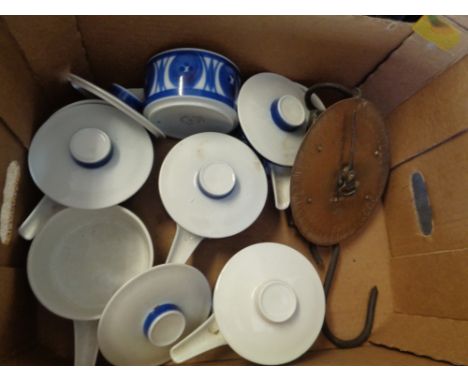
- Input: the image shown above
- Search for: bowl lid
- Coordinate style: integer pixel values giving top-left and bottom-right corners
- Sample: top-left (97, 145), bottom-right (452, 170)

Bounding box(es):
top-left (98, 264), bottom-right (211, 365)
top-left (237, 73), bottom-right (310, 166)
top-left (66, 73), bottom-right (165, 138)
top-left (27, 207), bottom-right (154, 321)
top-left (158, 132), bottom-right (268, 238)
top-left (290, 98), bottom-right (390, 245)
top-left (28, 102), bottom-right (153, 209)
top-left (213, 242), bottom-right (325, 365)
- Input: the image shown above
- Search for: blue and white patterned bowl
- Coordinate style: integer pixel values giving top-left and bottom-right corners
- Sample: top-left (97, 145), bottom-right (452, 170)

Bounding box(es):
top-left (143, 48), bottom-right (241, 139)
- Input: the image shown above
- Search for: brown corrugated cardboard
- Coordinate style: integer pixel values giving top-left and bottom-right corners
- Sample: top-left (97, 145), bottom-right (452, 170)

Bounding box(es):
top-left (361, 16), bottom-right (468, 116)
top-left (385, 106), bottom-right (468, 257)
top-left (76, 16), bottom-right (411, 87)
top-left (293, 346), bottom-right (450, 366)
top-left (3, 16), bottom-right (91, 112)
top-left (0, 18), bottom-right (44, 148)
top-left (0, 267), bottom-right (36, 361)
top-left (191, 346), bottom-right (449, 366)
top-left (35, 305), bottom-right (74, 362)
top-left (391, 251), bottom-right (468, 319)
top-left (376, 32), bottom-right (468, 364)
top-left (385, 56), bottom-right (468, 168)
top-left (371, 313), bottom-right (468, 365)
top-left (1, 342), bottom-right (449, 366)
top-left (319, 206), bottom-right (393, 345)
top-left (0, 15), bottom-right (466, 366)
top-left (1, 345), bottom-right (70, 366)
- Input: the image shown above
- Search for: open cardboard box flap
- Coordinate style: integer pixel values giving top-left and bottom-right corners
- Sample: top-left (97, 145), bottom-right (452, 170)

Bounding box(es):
top-left (0, 15), bottom-right (467, 366)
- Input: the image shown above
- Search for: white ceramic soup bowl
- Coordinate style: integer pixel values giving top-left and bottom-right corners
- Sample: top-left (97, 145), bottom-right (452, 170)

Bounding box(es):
top-left (170, 242), bottom-right (326, 365)
top-left (27, 207), bottom-right (154, 365)
top-left (237, 73), bottom-right (326, 210)
top-left (97, 264), bottom-right (211, 365)
top-left (158, 132), bottom-right (268, 264)
top-left (18, 101), bottom-right (154, 241)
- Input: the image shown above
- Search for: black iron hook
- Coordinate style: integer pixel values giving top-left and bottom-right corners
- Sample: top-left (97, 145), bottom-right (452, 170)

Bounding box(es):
top-left (286, 208), bottom-right (324, 267)
top-left (321, 244), bottom-right (378, 348)
top-left (308, 242), bottom-right (324, 268)
top-left (284, 208), bottom-right (378, 347)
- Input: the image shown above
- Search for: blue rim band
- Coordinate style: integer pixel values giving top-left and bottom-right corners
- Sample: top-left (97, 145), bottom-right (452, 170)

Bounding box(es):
top-left (71, 145), bottom-right (113, 169)
top-left (143, 303), bottom-right (180, 338)
top-left (197, 174), bottom-right (236, 199)
top-left (270, 99), bottom-right (300, 132)
top-left (110, 84), bottom-right (144, 112)
top-left (145, 89), bottom-right (237, 109)
top-left (147, 49), bottom-right (240, 75)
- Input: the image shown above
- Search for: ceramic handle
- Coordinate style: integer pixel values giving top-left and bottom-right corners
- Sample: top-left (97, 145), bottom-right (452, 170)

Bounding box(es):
top-left (73, 320), bottom-right (99, 366)
top-left (270, 164), bottom-right (291, 210)
top-left (18, 196), bottom-right (65, 240)
top-left (170, 314), bottom-right (227, 364)
top-left (166, 225), bottom-right (203, 264)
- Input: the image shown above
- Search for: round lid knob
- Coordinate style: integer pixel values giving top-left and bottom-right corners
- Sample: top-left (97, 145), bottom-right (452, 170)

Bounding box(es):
top-left (69, 128), bottom-right (112, 167)
top-left (256, 280), bottom-right (298, 323)
top-left (144, 304), bottom-right (187, 347)
top-left (197, 162), bottom-right (237, 198)
top-left (271, 95), bottom-right (307, 132)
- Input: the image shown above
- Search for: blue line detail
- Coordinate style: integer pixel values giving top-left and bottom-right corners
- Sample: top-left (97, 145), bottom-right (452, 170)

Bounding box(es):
top-left (145, 89), bottom-right (236, 109)
top-left (270, 99), bottom-right (300, 132)
top-left (71, 145), bottom-right (113, 169)
top-left (143, 303), bottom-right (180, 338)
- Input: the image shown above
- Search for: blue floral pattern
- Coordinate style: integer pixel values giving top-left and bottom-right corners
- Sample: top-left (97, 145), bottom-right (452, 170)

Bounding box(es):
top-left (145, 49), bottom-right (240, 109)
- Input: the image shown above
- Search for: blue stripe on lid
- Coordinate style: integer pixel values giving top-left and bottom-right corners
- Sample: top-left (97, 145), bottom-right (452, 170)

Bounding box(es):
top-left (270, 99), bottom-right (300, 132)
top-left (143, 303), bottom-right (180, 338)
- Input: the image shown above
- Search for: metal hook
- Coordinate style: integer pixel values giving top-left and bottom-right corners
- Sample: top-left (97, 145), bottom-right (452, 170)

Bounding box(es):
top-left (284, 208), bottom-right (378, 347)
top-left (308, 242), bottom-right (324, 268)
top-left (321, 244), bottom-right (378, 348)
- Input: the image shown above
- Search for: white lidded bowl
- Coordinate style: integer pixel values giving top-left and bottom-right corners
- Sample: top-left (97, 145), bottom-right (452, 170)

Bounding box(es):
top-left (171, 242), bottom-right (326, 365)
top-left (158, 132), bottom-right (268, 264)
top-left (144, 48), bottom-right (241, 139)
top-left (27, 206), bottom-right (154, 365)
top-left (98, 264), bottom-right (211, 365)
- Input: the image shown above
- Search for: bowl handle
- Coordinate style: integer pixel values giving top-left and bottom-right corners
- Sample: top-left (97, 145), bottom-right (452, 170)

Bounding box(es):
top-left (73, 320), bottom-right (99, 366)
top-left (166, 224), bottom-right (203, 264)
top-left (170, 314), bottom-right (227, 364)
top-left (18, 196), bottom-right (65, 240)
top-left (270, 164), bottom-right (291, 210)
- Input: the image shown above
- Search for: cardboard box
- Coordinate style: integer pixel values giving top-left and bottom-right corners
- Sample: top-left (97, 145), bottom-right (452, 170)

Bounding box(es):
top-left (0, 15), bottom-right (467, 366)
